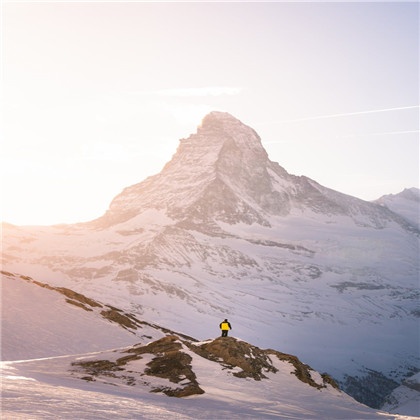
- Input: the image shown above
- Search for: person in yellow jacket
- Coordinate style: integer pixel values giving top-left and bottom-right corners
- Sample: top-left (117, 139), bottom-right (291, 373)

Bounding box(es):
top-left (219, 319), bottom-right (232, 337)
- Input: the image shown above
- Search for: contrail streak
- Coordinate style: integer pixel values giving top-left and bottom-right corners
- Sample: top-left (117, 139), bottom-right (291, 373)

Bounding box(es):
top-left (358, 129), bottom-right (419, 137)
top-left (263, 130), bottom-right (419, 145)
top-left (264, 105), bottom-right (419, 124)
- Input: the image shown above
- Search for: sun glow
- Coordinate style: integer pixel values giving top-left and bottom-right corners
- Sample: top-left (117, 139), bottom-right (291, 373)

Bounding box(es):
top-left (2, 2), bottom-right (418, 225)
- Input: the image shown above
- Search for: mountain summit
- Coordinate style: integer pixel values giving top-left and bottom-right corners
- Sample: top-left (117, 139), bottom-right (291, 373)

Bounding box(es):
top-left (96, 111), bottom-right (412, 231)
top-left (99, 111), bottom-right (281, 227)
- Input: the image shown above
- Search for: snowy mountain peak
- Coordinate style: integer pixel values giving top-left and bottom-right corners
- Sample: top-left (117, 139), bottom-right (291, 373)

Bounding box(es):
top-left (198, 111), bottom-right (267, 155)
top-left (164, 111), bottom-right (269, 179)
top-left (96, 111), bottom-right (282, 228)
top-left (200, 110), bottom-right (244, 127)
top-left (96, 112), bottom-right (417, 231)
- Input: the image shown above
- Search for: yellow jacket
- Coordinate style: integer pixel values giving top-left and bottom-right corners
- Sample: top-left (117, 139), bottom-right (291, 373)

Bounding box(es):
top-left (220, 321), bottom-right (231, 330)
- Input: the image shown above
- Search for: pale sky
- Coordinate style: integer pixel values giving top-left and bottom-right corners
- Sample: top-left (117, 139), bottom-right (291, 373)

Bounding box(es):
top-left (2, 1), bottom-right (419, 225)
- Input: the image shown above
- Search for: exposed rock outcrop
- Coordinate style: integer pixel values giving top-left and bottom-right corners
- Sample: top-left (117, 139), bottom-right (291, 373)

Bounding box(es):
top-left (71, 335), bottom-right (339, 398)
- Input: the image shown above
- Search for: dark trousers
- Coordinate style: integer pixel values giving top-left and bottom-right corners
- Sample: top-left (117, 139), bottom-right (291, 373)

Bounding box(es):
top-left (221, 330), bottom-right (228, 337)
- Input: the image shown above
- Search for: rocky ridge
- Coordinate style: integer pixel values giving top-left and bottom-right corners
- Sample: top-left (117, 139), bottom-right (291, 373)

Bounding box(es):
top-left (71, 335), bottom-right (339, 398)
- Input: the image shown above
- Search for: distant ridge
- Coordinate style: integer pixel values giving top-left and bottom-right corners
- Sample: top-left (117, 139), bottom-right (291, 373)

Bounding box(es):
top-left (375, 187), bottom-right (420, 229)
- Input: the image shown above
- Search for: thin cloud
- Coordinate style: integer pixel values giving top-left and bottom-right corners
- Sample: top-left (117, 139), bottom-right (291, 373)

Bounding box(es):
top-left (263, 130), bottom-right (419, 145)
top-left (327, 129), bottom-right (419, 141)
top-left (351, 129), bottom-right (419, 137)
top-left (130, 86), bottom-right (244, 97)
top-left (156, 86), bottom-right (244, 97)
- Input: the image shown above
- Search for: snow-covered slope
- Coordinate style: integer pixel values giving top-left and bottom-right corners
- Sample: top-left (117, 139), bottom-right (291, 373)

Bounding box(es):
top-left (3, 271), bottom-right (409, 419)
top-left (382, 372), bottom-right (420, 417)
top-left (3, 344), bottom-right (408, 420)
top-left (1, 272), bottom-right (162, 360)
top-left (2, 112), bottom-right (419, 411)
top-left (1, 273), bottom-right (134, 360)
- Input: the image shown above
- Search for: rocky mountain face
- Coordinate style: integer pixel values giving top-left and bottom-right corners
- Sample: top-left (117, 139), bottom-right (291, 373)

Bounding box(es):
top-left (94, 111), bottom-right (415, 231)
top-left (2, 111), bottom-right (419, 411)
top-left (95, 111), bottom-right (289, 228)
